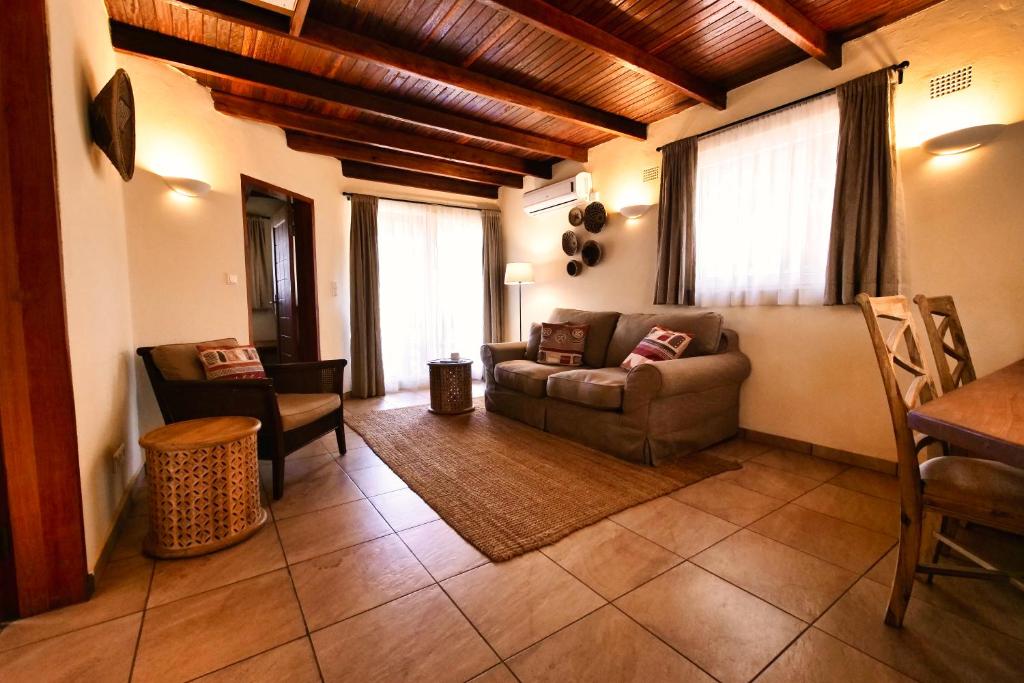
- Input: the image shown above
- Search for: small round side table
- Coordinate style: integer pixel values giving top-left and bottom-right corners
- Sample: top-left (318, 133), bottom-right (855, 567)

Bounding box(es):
top-left (427, 359), bottom-right (475, 415)
top-left (139, 416), bottom-right (267, 558)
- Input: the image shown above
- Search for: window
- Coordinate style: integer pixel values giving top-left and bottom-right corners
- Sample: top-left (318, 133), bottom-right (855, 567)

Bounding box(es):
top-left (694, 93), bottom-right (839, 306)
top-left (377, 199), bottom-right (484, 391)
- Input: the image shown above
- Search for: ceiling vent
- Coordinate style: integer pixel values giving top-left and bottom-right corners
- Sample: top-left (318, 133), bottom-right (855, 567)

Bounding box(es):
top-left (930, 66), bottom-right (972, 99)
top-left (642, 166), bottom-right (660, 183)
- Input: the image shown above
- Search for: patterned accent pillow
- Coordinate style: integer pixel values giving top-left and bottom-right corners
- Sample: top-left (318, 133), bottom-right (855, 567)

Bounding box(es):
top-left (537, 322), bottom-right (589, 366)
top-left (196, 343), bottom-right (267, 380)
top-left (620, 326), bottom-right (693, 370)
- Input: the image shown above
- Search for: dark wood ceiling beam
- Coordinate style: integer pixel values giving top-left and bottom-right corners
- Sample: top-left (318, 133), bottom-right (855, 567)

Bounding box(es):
top-left (732, 0), bottom-right (841, 69)
top-left (478, 0), bottom-right (726, 110)
top-left (109, 22), bottom-right (585, 162)
top-left (285, 131), bottom-right (524, 188)
top-left (290, 0), bottom-right (311, 36)
top-left (211, 92), bottom-right (553, 178)
top-left (341, 161), bottom-right (499, 200)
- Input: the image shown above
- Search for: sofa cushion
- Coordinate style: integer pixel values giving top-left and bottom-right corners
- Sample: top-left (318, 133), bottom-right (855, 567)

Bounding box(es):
top-left (197, 343), bottom-right (266, 380)
top-left (277, 393), bottom-right (341, 431)
top-left (538, 322), bottom-right (589, 366)
top-left (494, 360), bottom-right (566, 398)
top-left (620, 327), bottom-right (693, 370)
top-left (549, 308), bottom-right (621, 368)
top-left (526, 322), bottom-right (542, 361)
top-left (606, 312), bottom-right (723, 366)
top-left (151, 338), bottom-right (239, 380)
top-left (547, 367), bottom-right (627, 410)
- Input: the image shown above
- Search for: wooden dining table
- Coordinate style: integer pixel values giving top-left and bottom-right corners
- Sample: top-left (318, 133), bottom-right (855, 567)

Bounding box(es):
top-left (909, 359), bottom-right (1024, 468)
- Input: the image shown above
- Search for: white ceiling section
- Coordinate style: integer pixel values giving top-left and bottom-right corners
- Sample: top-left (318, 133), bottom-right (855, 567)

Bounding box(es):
top-left (240, 0), bottom-right (298, 15)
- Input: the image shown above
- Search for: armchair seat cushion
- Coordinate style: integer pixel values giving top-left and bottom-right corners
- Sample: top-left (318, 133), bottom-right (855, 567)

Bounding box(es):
top-left (547, 367), bottom-right (627, 410)
top-left (921, 456), bottom-right (1024, 519)
top-left (494, 360), bottom-right (566, 398)
top-left (278, 393), bottom-right (341, 431)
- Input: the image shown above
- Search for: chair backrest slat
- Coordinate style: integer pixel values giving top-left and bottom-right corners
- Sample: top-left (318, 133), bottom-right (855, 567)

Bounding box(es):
top-left (913, 294), bottom-right (977, 393)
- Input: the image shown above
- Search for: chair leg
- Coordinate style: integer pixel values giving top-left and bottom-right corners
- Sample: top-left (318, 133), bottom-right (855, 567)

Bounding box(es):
top-left (272, 457), bottom-right (285, 500)
top-left (920, 511), bottom-right (943, 584)
top-left (335, 425), bottom-right (347, 454)
top-left (885, 506), bottom-right (923, 627)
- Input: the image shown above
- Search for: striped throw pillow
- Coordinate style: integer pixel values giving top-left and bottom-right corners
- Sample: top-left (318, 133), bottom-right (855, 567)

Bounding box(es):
top-left (620, 326), bottom-right (693, 370)
top-left (196, 344), bottom-right (266, 380)
top-left (537, 322), bottom-right (589, 367)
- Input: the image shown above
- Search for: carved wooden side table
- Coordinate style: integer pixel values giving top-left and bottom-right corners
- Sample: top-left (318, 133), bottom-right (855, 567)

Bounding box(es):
top-left (427, 359), bottom-right (475, 415)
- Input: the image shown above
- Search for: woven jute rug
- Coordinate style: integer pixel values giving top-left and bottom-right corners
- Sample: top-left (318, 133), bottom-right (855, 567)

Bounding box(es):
top-left (345, 400), bottom-right (739, 561)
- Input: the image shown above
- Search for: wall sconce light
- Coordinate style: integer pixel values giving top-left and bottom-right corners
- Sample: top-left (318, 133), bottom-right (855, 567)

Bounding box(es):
top-left (922, 124), bottom-right (1006, 156)
top-left (162, 176), bottom-right (211, 197)
top-left (619, 204), bottom-right (651, 219)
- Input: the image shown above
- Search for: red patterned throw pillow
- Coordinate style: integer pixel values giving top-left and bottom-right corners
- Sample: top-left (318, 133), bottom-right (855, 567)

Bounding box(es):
top-left (196, 343), bottom-right (266, 380)
top-left (537, 322), bottom-right (589, 366)
top-left (620, 326), bottom-right (693, 370)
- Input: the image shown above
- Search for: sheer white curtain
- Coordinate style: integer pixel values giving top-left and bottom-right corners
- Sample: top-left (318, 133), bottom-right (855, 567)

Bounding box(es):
top-left (377, 199), bottom-right (484, 391)
top-left (694, 93), bottom-right (839, 306)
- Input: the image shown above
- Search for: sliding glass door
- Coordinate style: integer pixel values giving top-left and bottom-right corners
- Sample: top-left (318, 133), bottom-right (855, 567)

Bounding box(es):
top-left (377, 199), bottom-right (484, 391)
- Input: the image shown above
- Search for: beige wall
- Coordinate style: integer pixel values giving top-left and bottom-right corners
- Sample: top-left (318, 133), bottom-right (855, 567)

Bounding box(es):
top-left (47, 0), bottom-right (139, 568)
top-left (500, 0), bottom-right (1024, 463)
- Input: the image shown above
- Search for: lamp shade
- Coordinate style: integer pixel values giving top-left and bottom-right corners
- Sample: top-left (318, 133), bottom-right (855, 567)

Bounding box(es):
top-left (163, 176), bottom-right (211, 197)
top-left (922, 124), bottom-right (1006, 156)
top-left (504, 262), bottom-right (534, 285)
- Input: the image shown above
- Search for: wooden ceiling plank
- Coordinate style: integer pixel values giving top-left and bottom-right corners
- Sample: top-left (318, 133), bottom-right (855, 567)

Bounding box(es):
top-left (341, 160), bottom-right (499, 200)
top-left (210, 91), bottom-right (553, 177)
top-left (732, 0), bottom-right (841, 69)
top-left (285, 130), bottom-right (524, 188)
top-left (477, 0), bottom-right (726, 109)
top-left (289, 0), bottom-right (311, 36)
top-left (110, 21), bottom-right (584, 161)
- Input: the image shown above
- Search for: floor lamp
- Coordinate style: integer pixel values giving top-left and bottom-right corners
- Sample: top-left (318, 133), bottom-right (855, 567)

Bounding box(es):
top-left (504, 262), bottom-right (534, 341)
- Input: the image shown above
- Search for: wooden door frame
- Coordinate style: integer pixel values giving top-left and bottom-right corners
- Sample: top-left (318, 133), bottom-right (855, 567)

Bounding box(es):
top-left (0, 2), bottom-right (89, 617)
top-left (239, 175), bottom-right (320, 361)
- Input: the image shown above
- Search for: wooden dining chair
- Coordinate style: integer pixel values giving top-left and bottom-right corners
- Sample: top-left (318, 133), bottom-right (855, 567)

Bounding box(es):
top-left (913, 294), bottom-right (977, 393)
top-left (856, 294), bottom-right (1024, 627)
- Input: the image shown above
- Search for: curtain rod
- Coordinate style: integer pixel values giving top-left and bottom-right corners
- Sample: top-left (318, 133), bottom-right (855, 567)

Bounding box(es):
top-left (656, 61), bottom-right (909, 152)
top-left (342, 192), bottom-right (491, 213)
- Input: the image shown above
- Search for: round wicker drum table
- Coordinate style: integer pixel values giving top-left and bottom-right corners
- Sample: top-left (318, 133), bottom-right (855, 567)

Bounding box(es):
top-left (139, 417), bottom-right (268, 559)
top-left (427, 359), bottom-right (475, 415)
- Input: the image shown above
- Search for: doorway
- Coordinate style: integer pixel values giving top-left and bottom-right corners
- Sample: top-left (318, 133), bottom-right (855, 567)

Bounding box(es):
top-left (241, 176), bottom-right (319, 363)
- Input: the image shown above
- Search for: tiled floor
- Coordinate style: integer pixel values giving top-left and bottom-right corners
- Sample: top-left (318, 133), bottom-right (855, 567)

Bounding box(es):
top-left (2, 387), bottom-right (1023, 682)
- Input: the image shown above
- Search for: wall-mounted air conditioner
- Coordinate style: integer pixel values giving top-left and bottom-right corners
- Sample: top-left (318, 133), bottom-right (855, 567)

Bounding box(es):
top-left (522, 172), bottom-right (592, 216)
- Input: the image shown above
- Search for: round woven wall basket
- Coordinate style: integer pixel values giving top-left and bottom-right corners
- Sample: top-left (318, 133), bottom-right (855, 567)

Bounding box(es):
top-left (583, 202), bottom-right (607, 233)
top-left (566, 260), bottom-right (583, 277)
top-left (581, 240), bottom-right (603, 266)
top-left (561, 230), bottom-right (579, 255)
top-left (89, 68), bottom-right (136, 181)
top-left (568, 206), bottom-right (584, 226)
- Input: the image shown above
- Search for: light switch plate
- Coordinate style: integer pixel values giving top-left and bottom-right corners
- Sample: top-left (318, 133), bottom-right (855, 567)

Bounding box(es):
top-left (225, 273), bottom-right (239, 285)
top-left (330, 281), bottom-right (338, 297)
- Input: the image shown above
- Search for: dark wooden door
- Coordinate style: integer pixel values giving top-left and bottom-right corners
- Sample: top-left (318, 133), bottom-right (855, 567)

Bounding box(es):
top-left (273, 206), bottom-right (299, 362)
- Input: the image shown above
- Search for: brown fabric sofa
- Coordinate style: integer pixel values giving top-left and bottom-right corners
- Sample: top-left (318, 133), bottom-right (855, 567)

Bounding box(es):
top-left (481, 309), bottom-right (750, 465)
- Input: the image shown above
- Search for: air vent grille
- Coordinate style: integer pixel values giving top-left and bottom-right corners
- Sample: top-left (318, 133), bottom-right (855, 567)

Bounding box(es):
top-left (642, 166), bottom-right (660, 183)
top-left (930, 66), bottom-right (972, 99)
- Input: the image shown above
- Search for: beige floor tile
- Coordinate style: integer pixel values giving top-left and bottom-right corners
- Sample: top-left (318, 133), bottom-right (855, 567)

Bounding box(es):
top-left (757, 627), bottom-right (913, 683)
top-left (291, 534), bottom-right (433, 630)
top-left (147, 523), bottom-right (286, 608)
top-left (611, 496), bottom-right (738, 558)
top-left (793, 483), bottom-right (899, 536)
top-left (0, 612), bottom-right (141, 683)
top-left (701, 437), bottom-right (772, 463)
top-left (508, 605), bottom-right (713, 682)
top-left (470, 664), bottom-right (518, 683)
top-left (369, 488), bottom-right (439, 531)
top-left (268, 466), bottom-right (364, 520)
top-left (337, 445), bottom-right (384, 472)
top-left (749, 504), bottom-right (895, 573)
top-left (751, 448), bottom-right (848, 482)
top-left (670, 478), bottom-right (785, 526)
top-left (615, 563), bottom-right (804, 683)
top-left (347, 464), bottom-right (408, 498)
top-left (260, 453), bottom-right (340, 484)
top-left (398, 519), bottom-right (488, 581)
top-left (276, 498), bottom-right (392, 564)
top-left (541, 519), bottom-right (681, 600)
top-left (716, 462), bottom-right (821, 501)
top-left (132, 569), bottom-right (306, 682)
top-left (287, 440), bottom-right (330, 459)
top-left (110, 512), bottom-right (149, 560)
top-left (0, 555), bottom-right (152, 652)
top-left (692, 529), bottom-right (857, 621)
top-left (311, 585), bottom-right (497, 683)
top-left (196, 638), bottom-right (320, 683)
top-left (441, 552), bottom-right (605, 658)
top-left (817, 578), bottom-right (1024, 682)
top-left (829, 467), bottom-right (900, 502)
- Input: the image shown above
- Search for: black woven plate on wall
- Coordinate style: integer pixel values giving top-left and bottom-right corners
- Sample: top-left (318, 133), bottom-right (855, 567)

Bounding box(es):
top-left (583, 202), bottom-right (606, 233)
top-left (568, 206), bottom-right (584, 226)
top-left (561, 230), bottom-right (578, 255)
top-left (581, 240), bottom-right (602, 266)
top-left (566, 260), bottom-right (583, 277)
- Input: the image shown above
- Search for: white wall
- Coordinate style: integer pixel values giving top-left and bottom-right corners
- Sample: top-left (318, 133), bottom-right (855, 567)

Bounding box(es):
top-left (500, 0), bottom-right (1024, 463)
top-left (46, 0), bottom-right (139, 569)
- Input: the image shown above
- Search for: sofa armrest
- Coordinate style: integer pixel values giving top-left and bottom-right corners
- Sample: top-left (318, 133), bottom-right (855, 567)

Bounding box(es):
top-left (480, 342), bottom-right (527, 371)
top-left (651, 351), bottom-right (752, 397)
top-left (264, 359), bottom-right (347, 395)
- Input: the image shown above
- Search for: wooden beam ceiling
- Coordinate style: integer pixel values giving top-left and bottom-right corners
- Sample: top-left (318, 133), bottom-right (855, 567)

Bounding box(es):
top-left (478, 0), bottom-right (727, 110)
top-left (211, 91), bottom-right (553, 178)
top-left (341, 161), bottom-right (499, 200)
top-left (289, 0), bottom-right (310, 36)
top-left (285, 131), bottom-right (524, 188)
top-left (109, 22), bottom-right (585, 162)
top-left (733, 0), bottom-right (842, 69)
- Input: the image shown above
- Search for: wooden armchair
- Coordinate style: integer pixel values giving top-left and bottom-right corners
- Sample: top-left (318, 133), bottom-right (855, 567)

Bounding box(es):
top-left (913, 294), bottom-right (977, 392)
top-left (856, 294), bottom-right (1024, 627)
top-left (137, 339), bottom-right (347, 500)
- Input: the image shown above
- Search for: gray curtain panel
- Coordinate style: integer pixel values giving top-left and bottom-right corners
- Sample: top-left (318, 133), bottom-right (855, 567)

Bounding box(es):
top-left (824, 68), bottom-right (901, 305)
top-left (481, 209), bottom-right (505, 343)
top-left (653, 137), bottom-right (698, 305)
top-left (246, 214), bottom-right (274, 310)
top-left (349, 194), bottom-right (385, 398)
